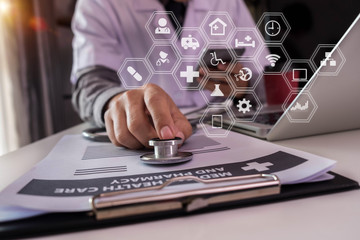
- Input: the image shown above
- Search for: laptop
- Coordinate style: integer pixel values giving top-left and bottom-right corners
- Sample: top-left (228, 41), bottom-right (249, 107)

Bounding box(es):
top-left (223, 14), bottom-right (360, 141)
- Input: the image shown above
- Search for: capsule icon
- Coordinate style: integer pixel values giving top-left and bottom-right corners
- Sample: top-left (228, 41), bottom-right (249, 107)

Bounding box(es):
top-left (127, 66), bottom-right (143, 81)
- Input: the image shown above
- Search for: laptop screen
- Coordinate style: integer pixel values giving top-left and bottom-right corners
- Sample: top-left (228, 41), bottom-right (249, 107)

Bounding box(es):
top-left (267, 1), bottom-right (360, 60)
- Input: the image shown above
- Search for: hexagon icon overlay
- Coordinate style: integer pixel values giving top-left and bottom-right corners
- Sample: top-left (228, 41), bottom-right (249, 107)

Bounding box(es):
top-left (229, 28), bottom-right (263, 58)
top-left (199, 106), bottom-right (235, 138)
top-left (310, 44), bottom-right (346, 76)
top-left (256, 12), bottom-right (291, 43)
top-left (229, 59), bottom-right (263, 91)
top-left (283, 59), bottom-right (316, 91)
top-left (146, 44), bottom-right (180, 73)
top-left (257, 44), bottom-right (290, 74)
top-left (229, 91), bottom-right (263, 122)
top-left (200, 75), bottom-right (235, 105)
top-left (200, 12), bottom-right (236, 42)
top-left (201, 44), bottom-right (235, 74)
top-left (145, 11), bottom-right (180, 42)
top-left (173, 59), bottom-right (206, 90)
top-left (282, 91), bottom-right (318, 123)
top-left (117, 59), bottom-right (152, 89)
top-left (174, 27), bottom-right (207, 58)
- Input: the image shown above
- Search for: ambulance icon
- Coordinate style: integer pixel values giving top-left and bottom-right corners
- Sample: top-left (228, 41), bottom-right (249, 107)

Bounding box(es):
top-left (181, 35), bottom-right (200, 50)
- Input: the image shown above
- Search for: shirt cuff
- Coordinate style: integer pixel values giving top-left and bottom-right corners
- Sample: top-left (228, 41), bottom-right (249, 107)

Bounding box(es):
top-left (93, 86), bottom-right (126, 127)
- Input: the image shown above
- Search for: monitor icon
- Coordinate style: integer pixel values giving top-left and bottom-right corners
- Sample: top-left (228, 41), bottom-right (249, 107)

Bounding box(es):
top-left (292, 68), bottom-right (308, 82)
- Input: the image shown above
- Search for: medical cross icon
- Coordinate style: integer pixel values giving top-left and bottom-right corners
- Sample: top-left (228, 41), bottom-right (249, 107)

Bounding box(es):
top-left (245, 35), bottom-right (252, 41)
top-left (242, 161), bottom-right (273, 172)
top-left (180, 66), bottom-right (200, 83)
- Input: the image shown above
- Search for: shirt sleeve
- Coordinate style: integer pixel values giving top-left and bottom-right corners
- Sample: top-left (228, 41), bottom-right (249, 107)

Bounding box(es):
top-left (72, 66), bottom-right (126, 127)
top-left (71, 0), bottom-right (126, 127)
top-left (71, 0), bottom-right (125, 83)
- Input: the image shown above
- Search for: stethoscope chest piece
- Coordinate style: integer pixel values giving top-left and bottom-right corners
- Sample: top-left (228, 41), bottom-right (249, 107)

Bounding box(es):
top-left (140, 137), bottom-right (193, 164)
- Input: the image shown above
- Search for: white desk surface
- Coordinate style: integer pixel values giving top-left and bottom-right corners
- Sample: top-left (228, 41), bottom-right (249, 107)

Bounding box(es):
top-left (0, 124), bottom-right (359, 240)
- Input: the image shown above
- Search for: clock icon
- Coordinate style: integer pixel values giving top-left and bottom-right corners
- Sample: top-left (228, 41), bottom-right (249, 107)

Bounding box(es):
top-left (265, 20), bottom-right (281, 37)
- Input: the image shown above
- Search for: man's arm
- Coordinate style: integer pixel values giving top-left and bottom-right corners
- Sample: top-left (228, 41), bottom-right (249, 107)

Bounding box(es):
top-left (71, 0), bottom-right (126, 127)
top-left (72, 66), bottom-right (124, 127)
top-left (104, 83), bottom-right (192, 149)
top-left (71, 0), bottom-right (192, 149)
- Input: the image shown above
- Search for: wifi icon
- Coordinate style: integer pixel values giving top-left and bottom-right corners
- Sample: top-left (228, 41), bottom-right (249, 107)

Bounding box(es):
top-left (265, 54), bottom-right (281, 67)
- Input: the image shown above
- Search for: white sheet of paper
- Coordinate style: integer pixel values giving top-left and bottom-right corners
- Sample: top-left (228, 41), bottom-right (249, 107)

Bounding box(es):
top-left (0, 128), bottom-right (335, 221)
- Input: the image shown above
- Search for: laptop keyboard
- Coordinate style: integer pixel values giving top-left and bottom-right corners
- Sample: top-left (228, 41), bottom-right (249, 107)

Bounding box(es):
top-left (253, 112), bottom-right (283, 125)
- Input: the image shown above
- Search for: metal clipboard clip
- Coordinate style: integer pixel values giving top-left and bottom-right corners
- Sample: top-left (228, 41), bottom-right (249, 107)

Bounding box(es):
top-left (90, 174), bottom-right (280, 221)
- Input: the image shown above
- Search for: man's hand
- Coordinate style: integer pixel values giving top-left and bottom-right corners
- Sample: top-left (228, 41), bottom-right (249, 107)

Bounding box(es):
top-left (198, 62), bottom-right (248, 97)
top-left (104, 83), bottom-right (192, 149)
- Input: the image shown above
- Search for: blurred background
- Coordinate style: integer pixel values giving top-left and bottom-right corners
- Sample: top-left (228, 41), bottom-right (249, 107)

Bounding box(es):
top-left (0, 0), bottom-right (359, 156)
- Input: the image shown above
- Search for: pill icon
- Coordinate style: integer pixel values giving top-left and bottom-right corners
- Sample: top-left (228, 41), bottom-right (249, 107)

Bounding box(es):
top-left (127, 66), bottom-right (143, 81)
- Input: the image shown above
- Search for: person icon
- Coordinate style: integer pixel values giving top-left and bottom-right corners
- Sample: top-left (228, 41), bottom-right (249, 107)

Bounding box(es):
top-left (155, 17), bottom-right (170, 34)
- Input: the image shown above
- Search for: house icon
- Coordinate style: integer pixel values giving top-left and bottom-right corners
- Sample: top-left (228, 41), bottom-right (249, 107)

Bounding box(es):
top-left (209, 18), bottom-right (227, 36)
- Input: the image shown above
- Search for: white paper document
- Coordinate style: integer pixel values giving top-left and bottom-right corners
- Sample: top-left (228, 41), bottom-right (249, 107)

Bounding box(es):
top-left (0, 128), bottom-right (336, 222)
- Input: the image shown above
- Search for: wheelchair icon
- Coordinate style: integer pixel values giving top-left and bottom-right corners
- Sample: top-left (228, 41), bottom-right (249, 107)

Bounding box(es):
top-left (210, 52), bottom-right (226, 67)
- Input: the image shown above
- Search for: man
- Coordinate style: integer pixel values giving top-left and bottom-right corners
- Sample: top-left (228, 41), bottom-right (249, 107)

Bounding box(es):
top-left (71, 0), bottom-right (265, 149)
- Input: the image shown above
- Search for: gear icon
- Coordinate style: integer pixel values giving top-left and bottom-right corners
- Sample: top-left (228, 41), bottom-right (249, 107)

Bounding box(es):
top-left (236, 98), bottom-right (252, 113)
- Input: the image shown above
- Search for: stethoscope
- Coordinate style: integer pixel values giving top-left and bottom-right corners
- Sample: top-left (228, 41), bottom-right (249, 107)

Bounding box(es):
top-left (82, 106), bottom-right (221, 165)
top-left (82, 120), bottom-right (197, 165)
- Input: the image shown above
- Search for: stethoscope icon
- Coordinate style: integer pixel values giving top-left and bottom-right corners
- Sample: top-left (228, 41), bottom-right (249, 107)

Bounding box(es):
top-left (156, 51), bottom-right (170, 66)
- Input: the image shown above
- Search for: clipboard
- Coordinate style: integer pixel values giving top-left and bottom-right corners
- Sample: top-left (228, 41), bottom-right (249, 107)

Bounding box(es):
top-left (0, 172), bottom-right (358, 239)
top-left (91, 174), bottom-right (280, 220)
